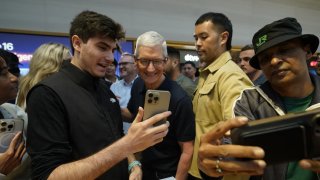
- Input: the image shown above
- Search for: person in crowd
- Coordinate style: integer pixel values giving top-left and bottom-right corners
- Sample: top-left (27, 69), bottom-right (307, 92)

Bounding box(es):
top-left (110, 52), bottom-right (138, 134)
top-left (188, 12), bottom-right (253, 179)
top-left (0, 49), bottom-right (21, 104)
top-left (0, 55), bottom-right (29, 179)
top-left (183, 61), bottom-right (198, 83)
top-left (16, 43), bottom-right (71, 110)
top-left (26, 11), bottom-right (170, 180)
top-left (104, 58), bottom-right (119, 88)
top-left (239, 44), bottom-right (266, 85)
top-left (198, 17), bottom-right (320, 180)
top-left (316, 55), bottom-right (320, 76)
top-left (165, 46), bottom-right (196, 98)
top-left (0, 49), bottom-right (20, 77)
top-left (125, 31), bottom-right (195, 179)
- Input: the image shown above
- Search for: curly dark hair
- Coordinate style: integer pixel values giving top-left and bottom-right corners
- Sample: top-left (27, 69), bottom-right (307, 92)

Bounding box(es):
top-left (69, 10), bottom-right (125, 53)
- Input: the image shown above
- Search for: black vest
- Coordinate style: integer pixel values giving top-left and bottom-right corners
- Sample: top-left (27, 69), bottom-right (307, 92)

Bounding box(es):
top-left (38, 67), bottom-right (128, 180)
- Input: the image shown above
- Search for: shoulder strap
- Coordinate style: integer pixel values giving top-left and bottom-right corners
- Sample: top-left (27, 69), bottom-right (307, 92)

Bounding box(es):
top-left (255, 86), bottom-right (285, 116)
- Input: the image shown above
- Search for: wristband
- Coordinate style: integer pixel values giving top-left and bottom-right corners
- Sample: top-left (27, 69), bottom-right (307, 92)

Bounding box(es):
top-left (128, 160), bottom-right (141, 172)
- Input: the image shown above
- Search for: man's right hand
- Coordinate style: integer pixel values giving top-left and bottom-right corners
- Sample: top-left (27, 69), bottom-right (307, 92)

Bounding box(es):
top-left (198, 117), bottom-right (266, 177)
top-left (0, 132), bottom-right (26, 175)
top-left (126, 107), bottom-right (171, 153)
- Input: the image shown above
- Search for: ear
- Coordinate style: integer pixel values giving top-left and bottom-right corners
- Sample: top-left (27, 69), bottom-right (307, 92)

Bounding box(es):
top-left (220, 31), bottom-right (229, 47)
top-left (303, 44), bottom-right (313, 59)
top-left (172, 59), bottom-right (179, 68)
top-left (71, 35), bottom-right (82, 53)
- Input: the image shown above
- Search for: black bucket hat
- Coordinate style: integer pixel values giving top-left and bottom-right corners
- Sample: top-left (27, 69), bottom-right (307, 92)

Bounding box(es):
top-left (250, 17), bottom-right (319, 69)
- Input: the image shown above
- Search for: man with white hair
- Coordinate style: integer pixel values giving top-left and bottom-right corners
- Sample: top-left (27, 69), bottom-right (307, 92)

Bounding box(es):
top-left (126, 31), bottom-right (195, 179)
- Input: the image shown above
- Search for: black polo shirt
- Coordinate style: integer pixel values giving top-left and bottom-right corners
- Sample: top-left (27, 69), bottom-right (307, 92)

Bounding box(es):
top-left (127, 77), bottom-right (195, 177)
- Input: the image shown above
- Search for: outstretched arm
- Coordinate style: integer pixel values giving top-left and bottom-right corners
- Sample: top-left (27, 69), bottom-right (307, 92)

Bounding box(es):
top-left (48, 107), bottom-right (170, 179)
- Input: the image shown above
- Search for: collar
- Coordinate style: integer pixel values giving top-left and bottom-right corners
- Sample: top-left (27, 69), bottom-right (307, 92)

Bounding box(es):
top-left (258, 73), bottom-right (320, 113)
top-left (137, 76), bottom-right (171, 95)
top-left (123, 75), bottom-right (139, 86)
top-left (200, 51), bottom-right (232, 74)
top-left (60, 61), bottom-right (100, 92)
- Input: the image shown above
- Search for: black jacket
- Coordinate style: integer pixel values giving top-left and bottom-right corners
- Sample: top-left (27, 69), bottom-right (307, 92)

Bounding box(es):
top-left (233, 74), bottom-right (320, 180)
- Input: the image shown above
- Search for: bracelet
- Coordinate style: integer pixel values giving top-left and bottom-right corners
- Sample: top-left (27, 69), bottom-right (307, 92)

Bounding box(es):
top-left (128, 160), bottom-right (141, 172)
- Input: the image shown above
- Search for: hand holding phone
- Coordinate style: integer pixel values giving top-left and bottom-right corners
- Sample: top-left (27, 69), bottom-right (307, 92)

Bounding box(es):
top-left (231, 110), bottom-right (320, 164)
top-left (143, 90), bottom-right (171, 127)
top-left (0, 118), bottom-right (24, 153)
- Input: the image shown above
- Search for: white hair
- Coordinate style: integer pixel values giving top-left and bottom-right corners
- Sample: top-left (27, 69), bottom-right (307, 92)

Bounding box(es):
top-left (134, 31), bottom-right (168, 58)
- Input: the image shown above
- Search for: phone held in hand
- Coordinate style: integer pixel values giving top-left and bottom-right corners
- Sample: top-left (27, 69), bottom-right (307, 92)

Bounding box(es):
top-left (0, 118), bottom-right (24, 153)
top-left (231, 109), bottom-right (320, 164)
top-left (143, 90), bottom-right (171, 127)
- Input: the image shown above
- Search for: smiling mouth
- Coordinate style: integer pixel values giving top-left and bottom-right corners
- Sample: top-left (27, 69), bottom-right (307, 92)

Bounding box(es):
top-left (272, 69), bottom-right (287, 76)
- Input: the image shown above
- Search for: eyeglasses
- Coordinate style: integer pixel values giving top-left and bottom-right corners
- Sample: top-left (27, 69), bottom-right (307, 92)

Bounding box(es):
top-left (119, 62), bottom-right (134, 66)
top-left (136, 58), bottom-right (167, 68)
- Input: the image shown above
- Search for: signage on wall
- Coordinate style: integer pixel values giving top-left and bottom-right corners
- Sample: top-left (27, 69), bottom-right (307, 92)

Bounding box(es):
top-left (179, 49), bottom-right (199, 66)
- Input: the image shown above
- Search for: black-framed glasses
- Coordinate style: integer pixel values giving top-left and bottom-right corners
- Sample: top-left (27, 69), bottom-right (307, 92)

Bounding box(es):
top-left (136, 58), bottom-right (167, 68)
top-left (119, 62), bottom-right (134, 66)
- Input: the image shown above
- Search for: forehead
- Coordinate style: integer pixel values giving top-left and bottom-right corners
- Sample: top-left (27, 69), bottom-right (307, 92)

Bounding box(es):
top-left (259, 39), bottom-right (302, 57)
top-left (88, 36), bottom-right (117, 48)
top-left (194, 21), bottom-right (217, 35)
top-left (137, 45), bottom-right (164, 58)
top-left (184, 64), bottom-right (194, 68)
top-left (240, 49), bottom-right (255, 57)
top-left (120, 55), bottom-right (134, 62)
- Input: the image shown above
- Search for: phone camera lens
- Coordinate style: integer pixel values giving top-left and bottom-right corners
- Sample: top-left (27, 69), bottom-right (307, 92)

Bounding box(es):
top-left (148, 99), bottom-right (152, 104)
top-left (0, 121), bottom-right (6, 127)
top-left (7, 124), bottom-right (13, 130)
top-left (154, 97), bottom-right (159, 101)
top-left (148, 93), bottom-right (153, 98)
top-left (0, 127), bottom-right (6, 132)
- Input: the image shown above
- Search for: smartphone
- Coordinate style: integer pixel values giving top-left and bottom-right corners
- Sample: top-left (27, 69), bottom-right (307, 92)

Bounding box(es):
top-left (231, 109), bottom-right (320, 164)
top-left (143, 90), bottom-right (171, 126)
top-left (0, 118), bottom-right (24, 153)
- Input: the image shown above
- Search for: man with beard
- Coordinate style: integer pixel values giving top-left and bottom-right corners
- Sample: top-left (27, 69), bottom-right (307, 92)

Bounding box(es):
top-left (111, 52), bottom-right (138, 133)
top-left (165, 46), bottom-right (196, 98)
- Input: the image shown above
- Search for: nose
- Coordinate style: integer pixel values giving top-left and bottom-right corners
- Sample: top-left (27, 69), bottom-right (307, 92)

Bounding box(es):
top-left (270, 55), bottom-right (283, 66)
top-left (195, 39), bottom-right (202, 48)
top-left (146, 61), bottom-right (156, 72)
top-left (9, 72), bottom-right (18, 83)
top-left (105, 52), bottom-right (114, 62)
top-left (240, 59), bottom-right (245, 66)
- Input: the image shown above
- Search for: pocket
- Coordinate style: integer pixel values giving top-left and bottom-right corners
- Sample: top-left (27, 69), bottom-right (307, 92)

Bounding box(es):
top-left (199, 82), bottom-right (216, 95)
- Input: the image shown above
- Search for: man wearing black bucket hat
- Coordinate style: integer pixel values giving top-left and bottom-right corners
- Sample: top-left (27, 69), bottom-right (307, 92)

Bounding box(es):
top-left (197, 17), bottom-right (320, 180)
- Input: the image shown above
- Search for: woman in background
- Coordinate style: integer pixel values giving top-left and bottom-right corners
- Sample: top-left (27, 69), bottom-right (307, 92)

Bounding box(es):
top-left (16, 43), bottom-right (71, 109)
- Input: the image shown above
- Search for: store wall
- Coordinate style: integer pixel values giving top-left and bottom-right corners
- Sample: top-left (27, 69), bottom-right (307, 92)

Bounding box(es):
top-left (1, 0), bottom-right (320, 51)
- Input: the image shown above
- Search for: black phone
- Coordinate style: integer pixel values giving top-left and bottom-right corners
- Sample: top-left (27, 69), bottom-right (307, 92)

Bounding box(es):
top-left (231, 109), bottom-right (320, 164)
top-left (143, 90), bottom-right (171, 127)
top-left (0, 118), bottom-right (24, 153)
